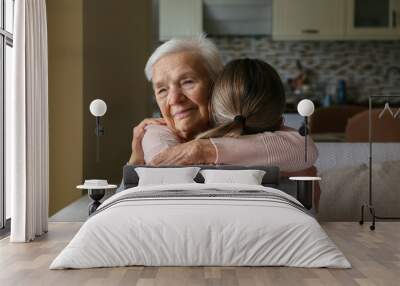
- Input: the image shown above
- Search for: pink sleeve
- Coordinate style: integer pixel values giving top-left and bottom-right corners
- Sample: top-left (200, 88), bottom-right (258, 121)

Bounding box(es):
top-left (209, 126), bottom-right (319, 172)
top-left (142, 125), bottom-right (182, 163)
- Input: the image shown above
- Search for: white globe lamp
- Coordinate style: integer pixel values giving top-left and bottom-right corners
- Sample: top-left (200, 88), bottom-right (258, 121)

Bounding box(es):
top-left (90, 99), bottom-right (107, 117)
top-left (297, 99), bottom-right (314, 117)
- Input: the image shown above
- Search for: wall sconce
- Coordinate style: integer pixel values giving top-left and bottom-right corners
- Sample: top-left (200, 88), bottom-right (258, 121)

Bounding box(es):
top-left (292, 99), bottom-right (319, 211)
top-left (90, 99), bottom-right (107, 162)
top-left (297, 99), bottom-right (315, 162)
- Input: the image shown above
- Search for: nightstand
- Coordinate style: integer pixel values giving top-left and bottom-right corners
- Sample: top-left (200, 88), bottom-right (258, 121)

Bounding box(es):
top-left (77, 180), bottom-right (117, 215)
top-left (289, 176), bottom-right (321, 210)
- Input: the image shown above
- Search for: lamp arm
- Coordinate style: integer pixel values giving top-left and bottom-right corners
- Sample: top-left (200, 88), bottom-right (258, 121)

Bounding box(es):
top-left (305, 117), bottom-right (308, 162)
top-left (95, 117), bottom-right (105, 136)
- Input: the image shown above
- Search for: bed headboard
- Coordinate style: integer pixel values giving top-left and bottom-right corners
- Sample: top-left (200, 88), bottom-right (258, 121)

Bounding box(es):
top-left (122, 165), bottom-right (280, 190)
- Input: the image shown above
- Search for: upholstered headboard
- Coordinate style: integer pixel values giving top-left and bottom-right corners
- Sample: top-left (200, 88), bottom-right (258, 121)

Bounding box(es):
top-left (122, 165), bottom-right (280, 190)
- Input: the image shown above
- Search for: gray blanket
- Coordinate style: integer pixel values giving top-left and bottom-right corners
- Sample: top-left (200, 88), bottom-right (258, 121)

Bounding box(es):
top-left (92, 189), bottom-right (308, 217)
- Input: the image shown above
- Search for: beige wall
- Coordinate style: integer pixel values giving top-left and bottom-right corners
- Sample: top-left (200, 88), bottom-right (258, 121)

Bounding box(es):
top-left (47, 0), bottom-right (153, 214)
top-left (83, 0), bottom-right (153, 183)
top-left (47, 0), bottom-right (84, 215)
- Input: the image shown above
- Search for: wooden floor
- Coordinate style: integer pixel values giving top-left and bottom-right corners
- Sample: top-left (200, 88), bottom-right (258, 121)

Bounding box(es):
top-left (1, 222), bottom-right (399, 286)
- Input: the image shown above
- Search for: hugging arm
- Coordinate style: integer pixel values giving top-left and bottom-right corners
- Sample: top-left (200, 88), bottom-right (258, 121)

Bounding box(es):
top-left (209, 127), bottom-right (318, 172)
top-left (149, 139), bottom-right (216, 165)
top-left (141, 124), bottom-right (215, 165)
top-left (147, 125), bottom-right (318, 172)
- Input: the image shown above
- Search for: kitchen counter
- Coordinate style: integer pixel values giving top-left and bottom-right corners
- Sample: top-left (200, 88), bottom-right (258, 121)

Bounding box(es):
top-left (311, 133), bottom-right (346, 142)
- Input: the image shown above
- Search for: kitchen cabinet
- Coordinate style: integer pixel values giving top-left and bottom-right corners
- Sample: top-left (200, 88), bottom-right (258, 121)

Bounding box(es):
top-left (345, 0), bottom-right (400, 39)
top-left (272, 0), bottom-right (346, 40)
top-left (159, 0), bottom-right (203, 41)
top-left (203, 0), bottom-right (272, 36)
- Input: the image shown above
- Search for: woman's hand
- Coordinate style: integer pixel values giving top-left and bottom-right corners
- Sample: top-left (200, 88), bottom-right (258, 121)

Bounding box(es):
top-left (128, 118), bottom-right (166, 165)
top-left (149, 139), bottom-right (216, 166)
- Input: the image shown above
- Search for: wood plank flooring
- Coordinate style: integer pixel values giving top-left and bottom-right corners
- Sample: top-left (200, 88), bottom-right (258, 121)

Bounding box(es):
top-left (1, 222), bottom-right (399, 286)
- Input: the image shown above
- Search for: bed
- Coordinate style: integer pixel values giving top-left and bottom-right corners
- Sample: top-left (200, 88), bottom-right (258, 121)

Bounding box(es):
top-left (50, 166), bottom-right (350, 269)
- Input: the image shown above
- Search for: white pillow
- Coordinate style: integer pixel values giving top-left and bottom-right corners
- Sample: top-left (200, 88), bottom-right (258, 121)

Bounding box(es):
top-left (135, 167), bottom-right (201, 186)
top-left (200, 169), bottom-right (266, 185)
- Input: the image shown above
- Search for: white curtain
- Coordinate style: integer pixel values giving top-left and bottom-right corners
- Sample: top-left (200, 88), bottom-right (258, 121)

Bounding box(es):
top-left (8, 0), bottom-right (49, 242)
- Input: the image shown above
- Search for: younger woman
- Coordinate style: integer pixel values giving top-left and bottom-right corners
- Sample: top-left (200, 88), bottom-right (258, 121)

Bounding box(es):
top-left (197, 58), bottom-right (286, 139)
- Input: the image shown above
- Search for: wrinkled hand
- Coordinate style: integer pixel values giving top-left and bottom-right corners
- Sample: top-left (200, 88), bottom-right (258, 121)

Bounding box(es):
top-left (128, 118), bottom-right (166, 165)
top-left (150, 139), bottom-right (216, 166)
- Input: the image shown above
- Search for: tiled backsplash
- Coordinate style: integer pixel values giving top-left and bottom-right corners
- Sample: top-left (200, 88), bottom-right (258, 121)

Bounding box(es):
top-left (211, 37), bottom-right (400, 103)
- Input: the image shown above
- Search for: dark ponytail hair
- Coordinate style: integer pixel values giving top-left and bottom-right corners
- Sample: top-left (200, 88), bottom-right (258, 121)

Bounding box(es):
top-left (197, 58), bottom-right (285, 139)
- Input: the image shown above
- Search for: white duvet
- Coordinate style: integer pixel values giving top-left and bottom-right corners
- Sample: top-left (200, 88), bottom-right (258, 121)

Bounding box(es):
top-left (50, 183), bottom-right (350, 269)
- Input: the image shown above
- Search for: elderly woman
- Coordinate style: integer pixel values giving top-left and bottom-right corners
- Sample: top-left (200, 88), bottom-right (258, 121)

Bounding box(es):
top-left (129, 36), bottom-right (318, 175)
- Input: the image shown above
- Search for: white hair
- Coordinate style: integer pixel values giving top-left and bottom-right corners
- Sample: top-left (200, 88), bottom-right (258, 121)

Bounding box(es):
top-left (144, 35), bottom-right (223, 82)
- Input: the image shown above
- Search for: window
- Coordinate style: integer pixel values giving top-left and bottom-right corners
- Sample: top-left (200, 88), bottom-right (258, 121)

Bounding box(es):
top-left (1, 0), bottom-right (14, 230)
